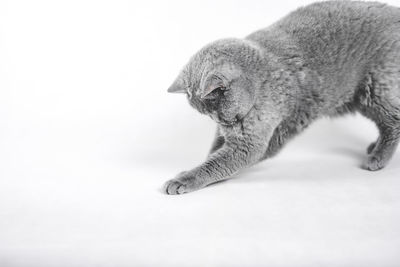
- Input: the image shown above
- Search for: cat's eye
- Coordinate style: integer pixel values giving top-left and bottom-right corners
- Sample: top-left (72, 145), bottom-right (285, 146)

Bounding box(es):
top-left (204, 86), bottom-right (225, 98)
top-left (212, 86), bottom-right (225, 92)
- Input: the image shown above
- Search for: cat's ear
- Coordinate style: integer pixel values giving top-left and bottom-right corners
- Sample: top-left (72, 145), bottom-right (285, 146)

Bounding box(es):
top-left (200, 65), bottom-right (242, 98)
top-left (167, 77), bottom-right (186, 94)
top-left (200, 75), bottom-right (226, 99)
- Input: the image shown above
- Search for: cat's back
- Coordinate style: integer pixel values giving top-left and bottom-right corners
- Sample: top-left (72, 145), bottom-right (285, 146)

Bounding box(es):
top-left (248, 1), bottom-right (400, 68)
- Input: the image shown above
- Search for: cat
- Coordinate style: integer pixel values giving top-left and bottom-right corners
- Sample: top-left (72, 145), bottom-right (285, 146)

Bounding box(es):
top-left (163, 0), bottom-right (400, 194)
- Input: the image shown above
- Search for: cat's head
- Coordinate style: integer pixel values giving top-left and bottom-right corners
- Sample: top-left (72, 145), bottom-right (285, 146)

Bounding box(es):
top-left (168, 38), bottom-right (264, 126)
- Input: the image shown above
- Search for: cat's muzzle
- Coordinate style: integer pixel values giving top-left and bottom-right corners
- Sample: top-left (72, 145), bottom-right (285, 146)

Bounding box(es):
top-left (210, 113), bottom-right (240, 126)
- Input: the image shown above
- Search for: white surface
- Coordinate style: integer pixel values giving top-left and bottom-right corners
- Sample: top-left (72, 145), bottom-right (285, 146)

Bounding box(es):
top-left (1, 1), bottom-right (400, 266)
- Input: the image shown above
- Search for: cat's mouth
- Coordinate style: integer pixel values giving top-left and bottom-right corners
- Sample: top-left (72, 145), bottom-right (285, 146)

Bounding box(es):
top-left (208, 112), bottom-right (244, 126)
top-left (218, 121), bottom-right (236, 126)
top-left (212, 117), bottom-right (235, 126)
top-left (214, 115), bottom-right (242, 126)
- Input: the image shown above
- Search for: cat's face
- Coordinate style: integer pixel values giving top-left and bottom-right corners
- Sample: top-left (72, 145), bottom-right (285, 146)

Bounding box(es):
top-left (168, 39), bottom-right (262, 126)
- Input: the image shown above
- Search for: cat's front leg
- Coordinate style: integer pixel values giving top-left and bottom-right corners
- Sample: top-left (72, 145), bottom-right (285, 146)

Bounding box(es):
top-left (208, 126), bottom-right (225, 155)
top-left (163, 125), bottom-right (273, 195)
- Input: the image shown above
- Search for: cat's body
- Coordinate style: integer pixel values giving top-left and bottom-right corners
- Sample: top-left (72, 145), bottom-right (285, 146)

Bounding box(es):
top-left (164, 1), bottom-right (400, 194)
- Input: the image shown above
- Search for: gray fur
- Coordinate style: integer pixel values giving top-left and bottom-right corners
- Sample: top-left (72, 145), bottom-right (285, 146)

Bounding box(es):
top-left (163, 1), bottom-right (400, 194)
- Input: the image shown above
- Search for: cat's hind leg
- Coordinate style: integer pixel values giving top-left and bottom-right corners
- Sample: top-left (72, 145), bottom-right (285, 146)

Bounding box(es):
top-left (362, 123), bottom-right (400, 170)
top-left (358, 69), bottom-right (400, 171)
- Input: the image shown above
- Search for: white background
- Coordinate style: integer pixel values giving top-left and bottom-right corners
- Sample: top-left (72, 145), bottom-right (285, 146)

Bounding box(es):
top-left (1, 0), bottom-right (400, 266)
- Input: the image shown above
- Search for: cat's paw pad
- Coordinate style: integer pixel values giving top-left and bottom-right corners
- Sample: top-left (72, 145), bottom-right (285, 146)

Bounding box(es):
top-left (163, 174), bottom-right (201, 195)
top-left (362, 156), bottom-right (386, 171)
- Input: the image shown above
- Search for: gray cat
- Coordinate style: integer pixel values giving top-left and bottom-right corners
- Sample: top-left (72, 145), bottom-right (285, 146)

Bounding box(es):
top-left (163, 1), bottom-right (400, 194)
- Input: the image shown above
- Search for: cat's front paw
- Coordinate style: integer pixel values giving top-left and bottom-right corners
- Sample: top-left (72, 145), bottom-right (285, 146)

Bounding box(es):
top-left (361, 155), bottom-right (387, 171)
top-left (163, 172), bottom-right (203, 195)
